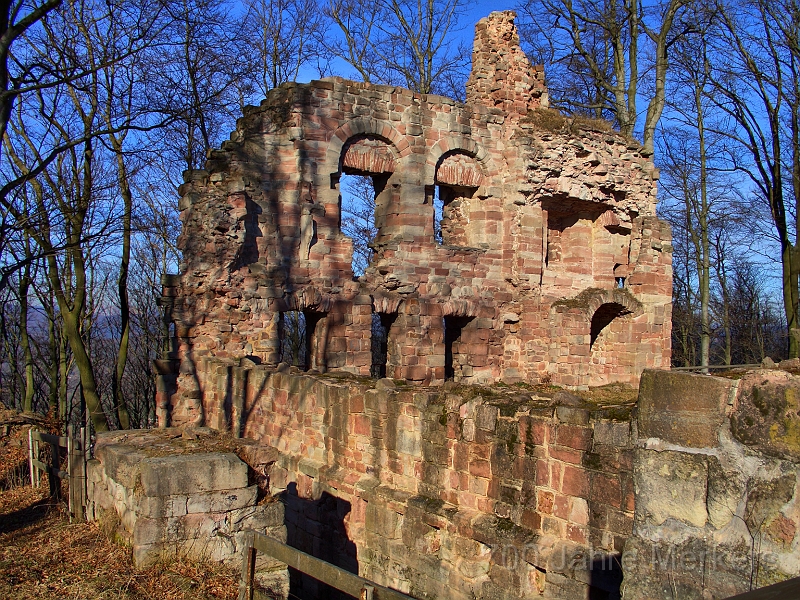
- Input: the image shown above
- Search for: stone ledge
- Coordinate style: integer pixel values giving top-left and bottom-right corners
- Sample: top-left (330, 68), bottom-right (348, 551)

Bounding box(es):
top-left (637, 369), bottom-right (733, 448)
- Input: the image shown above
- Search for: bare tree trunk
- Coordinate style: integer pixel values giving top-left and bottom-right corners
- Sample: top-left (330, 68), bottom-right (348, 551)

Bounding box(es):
top-left (18, 259), bottom-right (33, 412)
top-left (109, 142), bottom-right (132, 430)
top-left (696, 78), bottom-right (710, 370)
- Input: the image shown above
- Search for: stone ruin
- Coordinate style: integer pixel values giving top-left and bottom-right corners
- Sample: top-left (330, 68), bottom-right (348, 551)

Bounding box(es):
top-left (112, 10), bottom-right (800, 600)
top-left (156, 10), bottom-right (672, 427)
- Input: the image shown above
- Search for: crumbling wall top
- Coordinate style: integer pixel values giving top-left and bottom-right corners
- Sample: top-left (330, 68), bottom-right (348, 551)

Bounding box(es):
top-left (466, 11), bottom-right (548, 116)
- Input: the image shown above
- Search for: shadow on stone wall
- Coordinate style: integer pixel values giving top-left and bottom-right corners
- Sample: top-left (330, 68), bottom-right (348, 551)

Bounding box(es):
top-left (280, 483), bottom-right (358, 600)
top-left (589, 554), bottom-right (623, 600)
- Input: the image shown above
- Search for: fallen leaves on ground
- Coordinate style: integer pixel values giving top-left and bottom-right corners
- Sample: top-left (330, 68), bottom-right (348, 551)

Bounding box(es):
top-left (0, 416), bottom-right (241, 600)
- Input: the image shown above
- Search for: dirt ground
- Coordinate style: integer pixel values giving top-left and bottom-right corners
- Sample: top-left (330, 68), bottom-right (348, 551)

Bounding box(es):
top-left (0, 411), bottom-right (241, 600)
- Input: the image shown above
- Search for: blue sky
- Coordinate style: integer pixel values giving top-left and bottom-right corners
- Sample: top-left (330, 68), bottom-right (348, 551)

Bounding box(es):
top-left (297, 1), bottom-right (524, 85)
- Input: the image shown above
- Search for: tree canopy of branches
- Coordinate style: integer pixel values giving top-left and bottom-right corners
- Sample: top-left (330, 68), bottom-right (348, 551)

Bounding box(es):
top-left (518, 0), bottom-right (692, 155)
top-left (323, 0), bottom-right (473, 97)
top-left (3, 0), bottom-right (800, 430)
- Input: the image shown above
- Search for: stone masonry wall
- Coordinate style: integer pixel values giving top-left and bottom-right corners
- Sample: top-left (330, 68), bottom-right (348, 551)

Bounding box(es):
top-left (162, 361), bottom-right (800, 600)
top-left (195, 357), bottom-right (635, 599)
top-left (622, 369), bottom-right (800, 599)
top-left (86, 429), bottom-right (288, 596)
top-left (158, 11), bottom-right (672, 427)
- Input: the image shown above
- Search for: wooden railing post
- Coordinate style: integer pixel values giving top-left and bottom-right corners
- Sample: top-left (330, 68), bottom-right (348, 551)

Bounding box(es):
top-left (27, 429), bottom-right (38, 487)
top-left (238, 530), bottom-right (257, 600)
top-left (241, 529), bottom-right (415, 600)
top-left (49, 437), bottom-right (60, 500)
top-left (66, 425), bottom-right (85, 522)
top-left (28, 428), bottom-right (87, 519)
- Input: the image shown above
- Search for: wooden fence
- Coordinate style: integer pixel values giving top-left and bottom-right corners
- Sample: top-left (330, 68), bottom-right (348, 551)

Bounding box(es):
top-left (27, 425), bottom-right (88, 522)
top-left (725, 576), bottom-right (800, 599)
top-left (238, 530), bottom-right (415, 600)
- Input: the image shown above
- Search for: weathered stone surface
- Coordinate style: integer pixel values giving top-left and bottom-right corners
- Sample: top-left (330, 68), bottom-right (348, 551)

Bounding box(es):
top-left (87, 432), bottom-right (287, 586)
top-left (593, 420), bottom-right (630, 448)
top-left (139, 452), bottom-right (247, 496)
top-left (620, 536), bottom-right (751, 600)
top-left (185, 486), bottom-right (258, 514)
top-left (706, 457), bottom-right (743, 530)
top-left (638, 370), bottom-right (732, 447)
top-left (236, 438), bottom-right (279, 467)
top-left (633, 449), bottom-right (708, 528)
top-left (93, 443), bottom-right (145, 489)
top-left (732, 371), bottom-right (800, 460)
top-left (744, 475), bottom-right (796, 533)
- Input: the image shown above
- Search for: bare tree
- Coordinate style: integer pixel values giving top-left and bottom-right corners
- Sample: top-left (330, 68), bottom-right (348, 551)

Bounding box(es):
top-left (0, 0), bottom-right (62, 150)
top-left (518, 0), bottom-right (692, 155)
top-left (657, 7), bottom-right (734, 369)
top-left (323, 0), bottom-right (473, 97)
top-left (709, 0), bottom-right (800, 357)
top-left (241, 0), bottom-right (326, 98)
top-left (340, 174), bottom-right (377, 276)
top-left (149, 0), bottom-right (250, 174)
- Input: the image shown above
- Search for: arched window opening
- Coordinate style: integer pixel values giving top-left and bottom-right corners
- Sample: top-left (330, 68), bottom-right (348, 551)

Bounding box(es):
top-left (435, 184), bottom-right (479, 247)
top-left (444, 316), bottom-right (475, 381)
top-left (434, 152), bottom-right (483, 247)
top-left (163, 322), bottom-right (176, 358)
top-left (370, 312), bottom-right (398, 378)
top-left (590, 303), bottom-right (629, 348)
top-left (340, 174), bottom-right (381, 277)
top-left (433, 186), bottom-right (443, 244)
top-left (339, 135), bottom-right (394, 278)
top-left (614, 263), bottom-right (627, 289)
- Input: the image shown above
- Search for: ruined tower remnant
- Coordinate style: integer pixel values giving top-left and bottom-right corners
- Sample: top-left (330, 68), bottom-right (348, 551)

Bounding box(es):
top-left (158, 11), bottom-right (671, 426)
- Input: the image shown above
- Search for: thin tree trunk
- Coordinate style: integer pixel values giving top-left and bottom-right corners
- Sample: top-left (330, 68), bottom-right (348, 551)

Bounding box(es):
top-left (19, 261), bottom-right (33, 412)
top-left (696, 79), bottom-right (710, 370)
top-left (47, 309), bottom-right (59, 419)
top-left (110, 144), bottom-right (132, 430)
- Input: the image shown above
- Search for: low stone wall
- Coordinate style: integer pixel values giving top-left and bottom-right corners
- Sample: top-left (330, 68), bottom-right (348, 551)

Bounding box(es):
top-left (622, 369), bottom-right (800, 599)
top-left (149, 355), bottom-right (800, 599)
top-left (191, 357), bottom-right (636, 599)
top-left (86, 428), bottom-right (288, 596)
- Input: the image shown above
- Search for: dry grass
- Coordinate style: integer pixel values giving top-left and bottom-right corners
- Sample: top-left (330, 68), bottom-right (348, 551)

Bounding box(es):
top-left (523, 107), bottom-right (615, 136)
top-left (0, 414), bottom-right (241, 600)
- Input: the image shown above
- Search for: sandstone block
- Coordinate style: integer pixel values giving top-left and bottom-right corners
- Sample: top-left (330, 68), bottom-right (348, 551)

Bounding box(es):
top-left (228, 502), bottom-right (285, 531)
top-left (555, 405), bottom-right (590, 425)
top-left (706, 457), bottom-right (744, 531)
top-left (731, 370), bottom-right (800, 461)
top-left (139, 452), bottom-right (248, 497)
top-left (138, 494), bottom-right (188, 519)
top-left (95, 444), bottom-right (145, 489)
top-left (593, 420), bottom-right (630, 448)
top-left (620, 536), bottom-right (751, 600)
top-left (186, 486), bottom-right (258, 514)
top-left (638, 370), bottom-right (732, 448)
top-left (476, 405), bottom-right (498, 431)
top-left (634, 449), bottom-right (707, 528)
top-left (366, 503), bottom-right (404, 539)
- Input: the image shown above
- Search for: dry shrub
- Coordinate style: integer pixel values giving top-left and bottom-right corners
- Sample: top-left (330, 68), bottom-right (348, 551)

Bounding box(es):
top-left (524, 108), bottom-right (615, 136)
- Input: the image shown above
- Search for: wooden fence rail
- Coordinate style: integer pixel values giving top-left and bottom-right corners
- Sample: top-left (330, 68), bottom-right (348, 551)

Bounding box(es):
top-left (27, 425), bottom-right (87, 522)
top-left (671, 363), bottom-right (762, 371)
top-left (238, 530), bottom-right (415, 600)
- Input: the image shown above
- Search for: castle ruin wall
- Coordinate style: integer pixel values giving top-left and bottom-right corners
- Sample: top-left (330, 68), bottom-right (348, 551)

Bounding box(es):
top-left (158, 11), bottom-right (672, 428)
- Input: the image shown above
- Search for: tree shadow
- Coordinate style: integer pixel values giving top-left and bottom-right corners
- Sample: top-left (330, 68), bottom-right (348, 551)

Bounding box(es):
top-left (279, 482), bottom-right (358, 600)
top-left (0, 498), bottom-right (52, 535)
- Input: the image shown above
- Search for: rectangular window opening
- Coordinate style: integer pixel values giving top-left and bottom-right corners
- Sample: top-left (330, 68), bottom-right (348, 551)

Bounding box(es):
top-left (444, 316), bottom-right (474, 381)
top-left (371, 312), bottom-right (397, 378)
